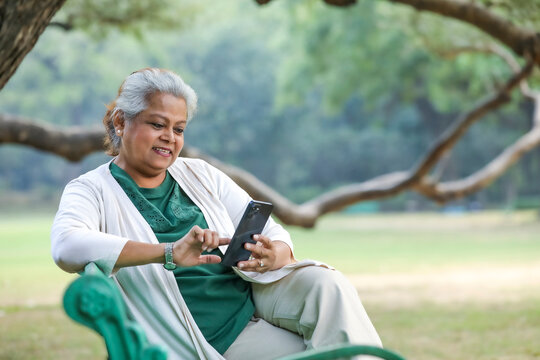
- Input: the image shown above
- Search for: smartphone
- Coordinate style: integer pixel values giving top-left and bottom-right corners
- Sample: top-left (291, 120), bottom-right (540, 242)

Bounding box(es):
top-left (221, 200), bottom-right (273, 267)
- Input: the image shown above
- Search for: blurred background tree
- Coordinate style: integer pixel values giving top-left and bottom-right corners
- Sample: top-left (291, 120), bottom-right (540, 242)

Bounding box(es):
top-left (0, 0), bottom-right (539, 226)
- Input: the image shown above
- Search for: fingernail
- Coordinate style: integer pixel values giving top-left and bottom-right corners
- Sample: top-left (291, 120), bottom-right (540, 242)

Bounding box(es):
top-left (238, 263), bottom-right (244, 269)
top-left (253, 235), bottom-right (259, 240)
top-left (202, 246), bottom-right (207, 251)
top-left (245, 243), bottom-right (253, 250)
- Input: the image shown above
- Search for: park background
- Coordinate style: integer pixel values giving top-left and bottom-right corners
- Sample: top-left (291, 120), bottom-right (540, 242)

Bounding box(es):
top-left (0, 0), bottom-right (539, 359)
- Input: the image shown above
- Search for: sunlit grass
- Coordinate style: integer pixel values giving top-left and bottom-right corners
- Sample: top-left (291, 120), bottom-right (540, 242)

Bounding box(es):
top-left (0, 210), bottom-right (539, 359)
top-left (0, 213), bottom-right (78, 306)
top-left (371, 299), bottom-right (540, 360)
top-left (0, 305), bottom-right (106, 360)
top-left (289, 210), bottom-right (540, 273)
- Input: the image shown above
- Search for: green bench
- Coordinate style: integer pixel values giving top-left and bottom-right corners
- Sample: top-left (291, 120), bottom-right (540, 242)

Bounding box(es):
top-left (63, 263), bottom-right (406, 360)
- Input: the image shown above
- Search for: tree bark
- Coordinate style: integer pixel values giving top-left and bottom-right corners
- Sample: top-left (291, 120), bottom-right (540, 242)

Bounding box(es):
top-left (0, 114), bottom-right (104, 162)
top-left (0, 0), bottom-right (66, 90)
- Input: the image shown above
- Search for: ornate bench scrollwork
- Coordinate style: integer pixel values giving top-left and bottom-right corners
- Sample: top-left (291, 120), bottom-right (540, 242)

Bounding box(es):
top-left (63, 263), bottom-right (167, 360)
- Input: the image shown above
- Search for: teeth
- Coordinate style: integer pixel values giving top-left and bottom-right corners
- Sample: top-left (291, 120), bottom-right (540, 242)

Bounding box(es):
top-left (153, 147), bottom-right (171, 154)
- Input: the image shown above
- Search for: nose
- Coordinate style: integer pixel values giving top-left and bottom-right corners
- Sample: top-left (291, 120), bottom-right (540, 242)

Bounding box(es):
top-left (161, 127), bottom-right (175, 143)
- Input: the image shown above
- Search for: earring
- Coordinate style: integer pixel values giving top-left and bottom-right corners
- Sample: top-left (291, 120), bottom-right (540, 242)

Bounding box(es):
top-left (117, 129), bottom-right (121, 134)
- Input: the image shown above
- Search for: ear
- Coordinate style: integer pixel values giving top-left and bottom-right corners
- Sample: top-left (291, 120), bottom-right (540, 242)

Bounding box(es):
top-left (113, 110), bottom-right (126, 131)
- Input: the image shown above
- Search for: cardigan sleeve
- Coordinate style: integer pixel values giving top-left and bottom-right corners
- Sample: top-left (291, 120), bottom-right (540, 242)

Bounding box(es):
top-left (50, 178), bottom-right (129, 276)
top-left (197, 160), bottom-right (294, 254)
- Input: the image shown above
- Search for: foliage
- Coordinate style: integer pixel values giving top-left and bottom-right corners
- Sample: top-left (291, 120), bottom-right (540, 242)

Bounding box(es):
top-left (0, 0), bottom-right (539, 208)
top-left (475, 0), bottom-right (540, 28)
top-left (275, 0), bottom-right (538, 113)
top-left (54, 0), bottom-right (203, 38)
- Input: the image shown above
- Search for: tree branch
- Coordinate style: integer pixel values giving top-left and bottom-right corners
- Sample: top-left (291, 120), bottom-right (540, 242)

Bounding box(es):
top-left (0, 61), bottom-right (534, 227)
top-left (178, 146), bottom-right (319, 226)
top-left (255, 0), bottom-right (358, 6)
top-left (415, 125), bottom-right (540, 202)
top-left (0, 114), bottom-right (104, 162)
top-left (254, 0), bottom-right (540, 64)
top-left (48, 21), bottom-right (74, 31)
top-left (413, 56), bottom-right (540, 202)
top-left (409, 59), bottom-right (534, 176)
top-left (188, 60), bottom-right (534, 225)
top-left (323, 0), bottom-right (357, 6)
top-left (435, 43), bottom-right (536, 98)
top-left (388, 0), bottom-right (540, 63)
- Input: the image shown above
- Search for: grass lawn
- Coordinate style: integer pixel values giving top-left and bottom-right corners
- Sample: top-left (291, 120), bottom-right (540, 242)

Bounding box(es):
top-left (290, 210), bottom-right (540, 273)
top-left (0, 212), bottom-right (79, 307)
top-left (0, 210), bottom-right (539, 359)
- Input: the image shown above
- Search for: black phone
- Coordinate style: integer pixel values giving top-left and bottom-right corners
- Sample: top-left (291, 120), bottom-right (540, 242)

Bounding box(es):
top-left (221, 200), bottom-right (273, 267)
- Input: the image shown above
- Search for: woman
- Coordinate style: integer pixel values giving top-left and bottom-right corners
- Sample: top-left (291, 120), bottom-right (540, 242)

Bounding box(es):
top-left (51, 68), bottom-right (381, 359)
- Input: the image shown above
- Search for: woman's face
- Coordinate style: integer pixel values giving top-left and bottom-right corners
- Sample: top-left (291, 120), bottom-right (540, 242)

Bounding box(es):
top-left (115, 92), bottom-right (187, 187)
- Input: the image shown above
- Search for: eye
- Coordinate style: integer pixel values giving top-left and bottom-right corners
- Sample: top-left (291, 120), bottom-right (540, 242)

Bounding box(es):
top-left (174, 127), bottom-right (184, 135)
top-left (150, 122), bottom-right (164, 129)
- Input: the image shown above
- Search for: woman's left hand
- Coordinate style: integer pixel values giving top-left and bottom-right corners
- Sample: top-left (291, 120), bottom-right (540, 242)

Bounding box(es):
top-left (237, 234), bottom-right (294, 273)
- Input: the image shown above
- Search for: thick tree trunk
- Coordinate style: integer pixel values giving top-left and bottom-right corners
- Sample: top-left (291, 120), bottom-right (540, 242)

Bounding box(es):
top-left (0, 0), bottom-right (66, 90)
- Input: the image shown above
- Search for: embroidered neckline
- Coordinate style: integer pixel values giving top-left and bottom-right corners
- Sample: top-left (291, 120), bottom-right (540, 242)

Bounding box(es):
top-left (109, 163), bottom-right (203, 233)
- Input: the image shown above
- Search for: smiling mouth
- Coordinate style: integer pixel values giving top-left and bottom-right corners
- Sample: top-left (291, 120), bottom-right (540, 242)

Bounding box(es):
top-left (152, 147), bottom-right (172, 155)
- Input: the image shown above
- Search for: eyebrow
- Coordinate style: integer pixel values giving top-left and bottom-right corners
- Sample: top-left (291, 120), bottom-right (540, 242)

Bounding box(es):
top-left (149, 113), bottom-right (187, 125)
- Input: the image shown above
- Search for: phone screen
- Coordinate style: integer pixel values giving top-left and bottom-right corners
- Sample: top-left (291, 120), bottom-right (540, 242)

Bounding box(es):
top-left (221, 200), bottom-right (273, 267)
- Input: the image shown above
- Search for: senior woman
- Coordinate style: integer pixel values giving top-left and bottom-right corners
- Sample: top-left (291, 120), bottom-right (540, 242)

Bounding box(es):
top-left (51, 68), bottom-right (381, 359)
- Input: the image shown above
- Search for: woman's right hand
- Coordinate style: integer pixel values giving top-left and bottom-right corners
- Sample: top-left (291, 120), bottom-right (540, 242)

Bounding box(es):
top-left (172, 225), bottom-right (230, 267)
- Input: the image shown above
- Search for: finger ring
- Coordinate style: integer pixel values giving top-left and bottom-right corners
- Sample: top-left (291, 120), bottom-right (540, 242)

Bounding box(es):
top-left (259, 260), bottom-right (264, 267)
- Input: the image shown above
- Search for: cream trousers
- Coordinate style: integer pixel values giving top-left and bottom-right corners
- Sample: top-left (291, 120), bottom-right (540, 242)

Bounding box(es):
top-left (224, 266), bottom-right (382, 360)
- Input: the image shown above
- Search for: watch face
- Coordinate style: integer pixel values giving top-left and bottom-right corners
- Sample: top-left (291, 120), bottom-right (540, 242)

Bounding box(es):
top-left (164, 262), bottom-right (177, 270)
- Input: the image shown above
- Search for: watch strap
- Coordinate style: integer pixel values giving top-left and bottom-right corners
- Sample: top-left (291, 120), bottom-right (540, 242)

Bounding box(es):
top-left (163, 242), bottom-right (177, 270)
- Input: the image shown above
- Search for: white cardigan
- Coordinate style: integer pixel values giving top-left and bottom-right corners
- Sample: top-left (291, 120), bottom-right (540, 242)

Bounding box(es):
top-left (51, 158), bottom-right (326, 359)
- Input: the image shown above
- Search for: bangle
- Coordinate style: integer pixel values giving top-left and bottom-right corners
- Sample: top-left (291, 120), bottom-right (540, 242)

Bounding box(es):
top-left (163, 242), bottom-right (177, 270)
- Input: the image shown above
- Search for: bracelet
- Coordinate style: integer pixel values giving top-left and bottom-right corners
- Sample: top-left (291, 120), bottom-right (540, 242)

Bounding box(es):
top-left (163, 242), bottom-right (177, 271)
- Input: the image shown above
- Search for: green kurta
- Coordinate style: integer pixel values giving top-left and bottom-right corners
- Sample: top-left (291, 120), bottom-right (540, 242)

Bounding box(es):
top-left (110, 163), bottom-right (254, 354)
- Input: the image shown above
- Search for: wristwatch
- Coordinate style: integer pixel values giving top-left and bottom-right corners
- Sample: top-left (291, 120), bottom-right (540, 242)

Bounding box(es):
top-left (163, 242), bottom-right (177, 270)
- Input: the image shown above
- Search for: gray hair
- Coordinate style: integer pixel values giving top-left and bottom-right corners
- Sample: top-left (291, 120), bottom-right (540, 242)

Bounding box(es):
top-left (103, 68), bottom-right (198, 155)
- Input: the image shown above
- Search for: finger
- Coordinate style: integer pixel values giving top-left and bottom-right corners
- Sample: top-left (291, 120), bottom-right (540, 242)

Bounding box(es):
top-left (238, 258), bottom-right (266, 272)
top-left (198, 255), bottom-right (222, 265)
top-left (210, 231), bottom-right (219, 251)
top-left (189, 225), bottom-right (204, 244)
top-left (245, 242), bottom-right (266, 258)
top-left (253, 234), bottom-right (272, 248)
top-left (244, 257), bottom-right (264, 268)
top-left (201, 229), bottom-right (215, 251)
top-left (219, 237), bottom-right (231, 245)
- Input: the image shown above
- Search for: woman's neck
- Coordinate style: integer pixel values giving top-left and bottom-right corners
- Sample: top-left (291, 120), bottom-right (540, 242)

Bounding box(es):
top-left (113, 158), bottom-right (167, 188)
